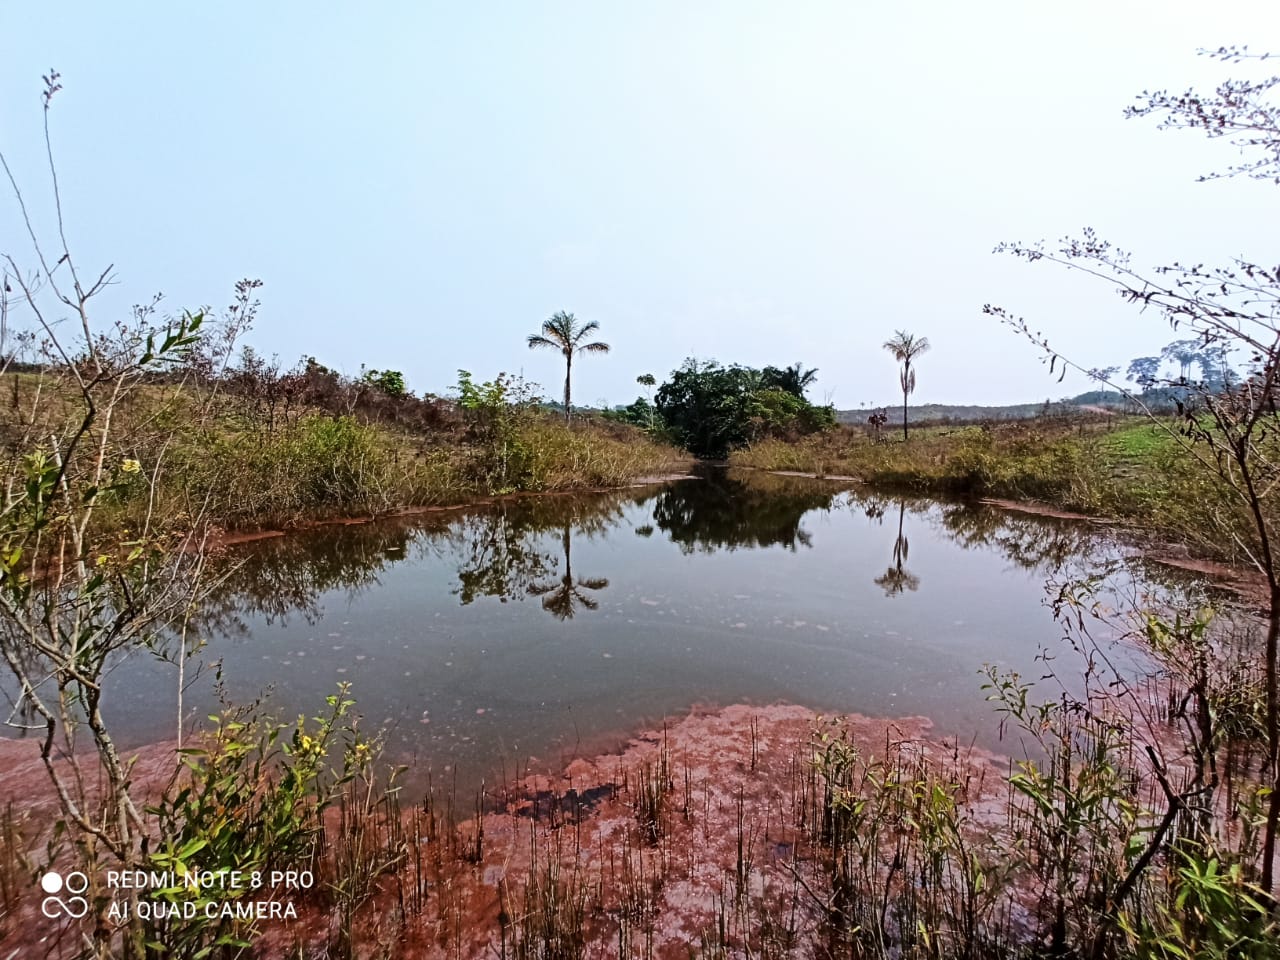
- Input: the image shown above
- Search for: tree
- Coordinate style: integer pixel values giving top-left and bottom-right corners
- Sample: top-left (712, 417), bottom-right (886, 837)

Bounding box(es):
top-left (1126, 355), bottom-right (1161, 391)
top-left (1197, 342), bottom-right (1239, 392)
top-left (0, 74), bottom-right (262, 956)
top-left (867, 408), bottom-right (889, 441)
top-left (635, 373), bottom-right (658, 429)
top-left (361, 366), bottom-right (407, 398)
top-left (1086, 365), bottom-right (1121, 400)
top-left (882, 330), bottom-right (930, 440)
top-left (526, 310), bottom-right (610, 423)
top-left (653, 359), bottom-right (834, 458)
top-left (1160, 338), bottom-right (1202, 380)
top-left (986, 45), bottom-right (1280, 894)
top-left (760, 362), bottom-right (819, 398)
top-left (654, 360), bottom-right (762, 458)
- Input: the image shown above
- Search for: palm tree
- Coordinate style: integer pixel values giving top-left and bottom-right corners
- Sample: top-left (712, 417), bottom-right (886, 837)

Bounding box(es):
top-left (527, 311), bottom-right (611, 423)
top-left (882, 330), bottom-right (930, 440)
top-left (761, 362), bottom-right (819, 398)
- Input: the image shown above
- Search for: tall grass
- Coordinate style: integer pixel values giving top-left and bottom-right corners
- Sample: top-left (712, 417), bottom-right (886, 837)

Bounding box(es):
top-left (1, 360), bottom-right (687, 538)
top-left (0, 802), bottom-right (31, 944)
top-left (731, 419), bottom-right (1260, 565)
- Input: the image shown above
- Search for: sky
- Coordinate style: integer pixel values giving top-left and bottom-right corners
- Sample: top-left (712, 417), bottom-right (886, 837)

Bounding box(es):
top-left (1, 1), bottom-right (1277, 409)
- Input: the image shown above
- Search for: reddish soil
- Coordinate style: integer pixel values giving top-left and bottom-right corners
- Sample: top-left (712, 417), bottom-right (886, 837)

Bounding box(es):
top-left (294, 704), bottom-right (1009, 959)
top-left (1, 705), bottom-right (1012, 959)
top-left (0, 736), bottom-right (182, 957)
top-left (0, 735), bottom-right (181, 819)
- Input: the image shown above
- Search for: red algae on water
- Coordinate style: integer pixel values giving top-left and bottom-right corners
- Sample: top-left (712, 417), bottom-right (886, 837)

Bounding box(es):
top-left (2, 704), bottom-right (1015, 958)
top-left (317, 703), bottom-right (1012, 959)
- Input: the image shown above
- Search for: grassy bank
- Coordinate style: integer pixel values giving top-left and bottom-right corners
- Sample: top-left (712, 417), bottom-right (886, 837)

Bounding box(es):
top-left (1, 370), bottom-right (689, 536)
top-left (730, 416), bottom-right (1253, 563)
top-left (161, 410), bottom-right (686, 531)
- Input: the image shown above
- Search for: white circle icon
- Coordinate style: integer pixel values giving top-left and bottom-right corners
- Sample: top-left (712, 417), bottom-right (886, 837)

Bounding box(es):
top-left (40, 871), bottom-right (63, 894)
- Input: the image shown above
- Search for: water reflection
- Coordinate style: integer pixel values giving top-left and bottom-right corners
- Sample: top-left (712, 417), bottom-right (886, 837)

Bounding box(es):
top-left (446, 498), bottom-right (625, 613)
top-left (873, 501), bottom-right (920, 597)
top-left (527, 524), bottom-right (610, 619)
top-left (201, 474), bottom-right (1122, 630)
top-left (449, 509), bottom-right (557, 605)
top-left (649, 470), bottom-right (838, 553)
top-left (199, 520), bottom-right (429, 636)
top-left (932, 502), bottom-right (1103, 571)
top-left (197, 493), bottom-right (637, 633)
top-left (89, 467), bottom-right (1223, 796)
top-left (852, 489), bottom-right (1110, 583)
top-left (199, 472), bottom-right (854, 627)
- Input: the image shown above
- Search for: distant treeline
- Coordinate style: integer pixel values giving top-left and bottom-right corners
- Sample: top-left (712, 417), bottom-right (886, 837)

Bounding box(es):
top-left (836, 388), bottom-right (1184, 426)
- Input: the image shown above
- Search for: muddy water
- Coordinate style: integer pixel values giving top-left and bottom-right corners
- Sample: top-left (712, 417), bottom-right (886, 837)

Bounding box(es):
top-left (96, 469), bottom-right (1206, 793)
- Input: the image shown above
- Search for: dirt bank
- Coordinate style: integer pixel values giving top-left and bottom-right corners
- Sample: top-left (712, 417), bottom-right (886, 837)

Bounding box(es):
top-left (212, 471), bottom-right (698, 548)
top-left (1, 704), bottom-right (1011, 959)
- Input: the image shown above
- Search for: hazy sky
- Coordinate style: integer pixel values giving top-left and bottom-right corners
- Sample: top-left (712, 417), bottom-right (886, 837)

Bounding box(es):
top-left (2, 2), bottom-right (1276, 408)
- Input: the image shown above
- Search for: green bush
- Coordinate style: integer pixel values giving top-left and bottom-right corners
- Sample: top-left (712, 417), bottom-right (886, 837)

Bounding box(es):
top-left (143, 685), bottom-right (376, 957)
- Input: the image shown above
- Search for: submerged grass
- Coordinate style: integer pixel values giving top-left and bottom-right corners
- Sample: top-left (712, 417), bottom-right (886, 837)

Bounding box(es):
top-left (257, 693), bottom-right (1275, 959)
top-left (6, 671), bottom-right (1273, 958)
top-left (0, 802), bottom-right (31, 943)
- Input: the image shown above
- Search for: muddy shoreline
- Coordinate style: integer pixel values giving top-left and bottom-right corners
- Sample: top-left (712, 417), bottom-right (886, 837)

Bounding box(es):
top-left (211, 470), bottom-right (698, 547)
top-left (0, 703), bottom-right (1012, 958)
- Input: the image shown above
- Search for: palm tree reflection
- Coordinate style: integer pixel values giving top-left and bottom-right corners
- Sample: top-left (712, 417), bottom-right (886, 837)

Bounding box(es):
top-left (527, 523), bottom-right (610, 620)
top-left (874, 500), bottom-right (920, 597)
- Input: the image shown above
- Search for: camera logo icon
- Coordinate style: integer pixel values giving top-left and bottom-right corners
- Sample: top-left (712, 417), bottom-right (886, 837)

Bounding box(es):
top-left (40, 871), bottom-right (90, 919)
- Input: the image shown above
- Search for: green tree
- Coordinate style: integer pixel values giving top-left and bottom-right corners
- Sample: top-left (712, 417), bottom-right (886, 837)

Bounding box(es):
top-left (1126, 355), bottom-right (1161, 391)
top-left (654, 361), bottom-right (763, 458)
top-left (635, 373), bottom-right (658, 429)
top-left (361, 367), bottom-right (407, 398)
top-left (654, 360), bottom-right (833, 458)
top-left (526, 310), bottom-right (611, 423)
top-left (760, 362), bottom-right (819, 398)
top-left (883, 330), bottom-right (931, 440)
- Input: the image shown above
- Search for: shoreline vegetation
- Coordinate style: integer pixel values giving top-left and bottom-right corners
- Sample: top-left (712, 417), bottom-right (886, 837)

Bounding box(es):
top-left (728, 414), bottom-right (1261, 569)
top-left (0, 360), bottom-right (692, 538)
top-left (5, 47), bottom-right (1280, 959)
top-left (2, 704), bottom-right (997, 958)
top-left (1, 465), bottom-right (1276, 957)
top-left (5, 682), bottom-right (1273, 958)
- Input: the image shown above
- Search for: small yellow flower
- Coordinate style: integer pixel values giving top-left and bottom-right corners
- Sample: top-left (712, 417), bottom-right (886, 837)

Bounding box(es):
top-left (95, 555), bottom-right (109, 567)
top-left (121, 459), bottom-right (141, 474)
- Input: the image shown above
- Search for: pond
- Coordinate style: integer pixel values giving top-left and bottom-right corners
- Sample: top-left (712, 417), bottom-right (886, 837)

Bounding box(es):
top-left (101, 468), bottom-right (1206, 793)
